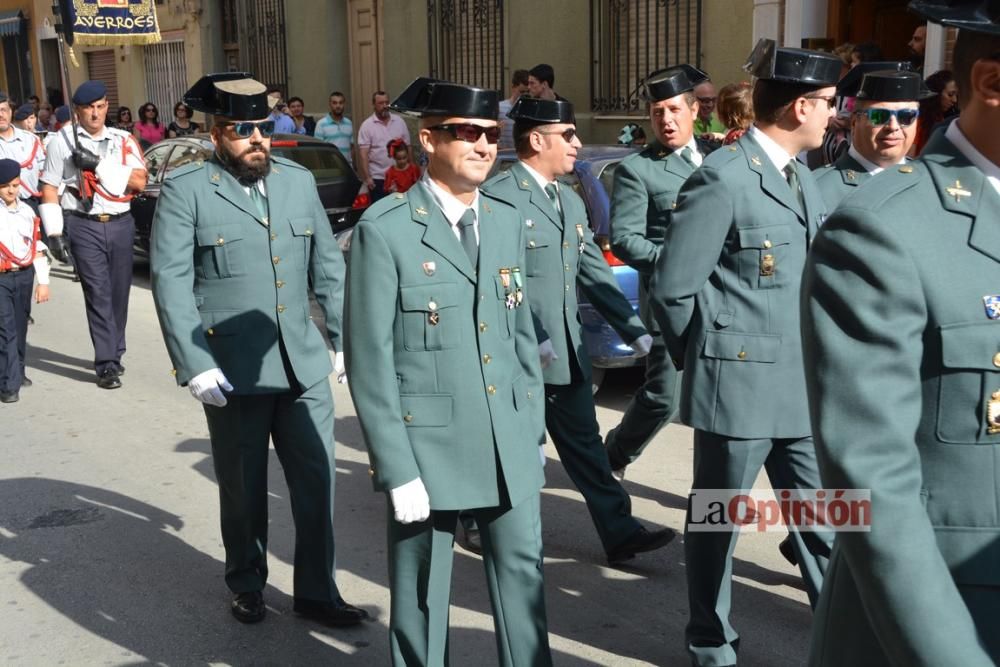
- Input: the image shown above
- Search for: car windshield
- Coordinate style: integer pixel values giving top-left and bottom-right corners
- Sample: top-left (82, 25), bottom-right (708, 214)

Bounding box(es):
top-left (270, 144), bottom-right (350, 183)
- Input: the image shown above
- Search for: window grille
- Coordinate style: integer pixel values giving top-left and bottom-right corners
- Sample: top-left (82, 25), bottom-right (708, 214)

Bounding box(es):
top-left (427, 0), bottom-right (505, 93)
top-left (144, 39), bottom-right (188, 118)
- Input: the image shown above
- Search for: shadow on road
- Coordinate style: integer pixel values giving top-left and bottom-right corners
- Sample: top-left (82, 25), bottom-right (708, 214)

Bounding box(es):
top-left (25, 344), bottom-right (95, 384)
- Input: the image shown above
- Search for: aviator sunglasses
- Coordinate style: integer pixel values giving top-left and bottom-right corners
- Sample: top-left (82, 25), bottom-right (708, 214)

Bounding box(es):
top-left (224, 120), bottom-right (277, 138)
top-left (855, 107), bottom-right (920, 127)
top-left (535, 127), bottom-right (578, 143)
top-left (429, 123), bottom-right (501, 144)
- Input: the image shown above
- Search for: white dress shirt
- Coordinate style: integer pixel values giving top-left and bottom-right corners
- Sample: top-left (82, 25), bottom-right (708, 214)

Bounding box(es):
top-left (420, 172), bottom-right (480, 244)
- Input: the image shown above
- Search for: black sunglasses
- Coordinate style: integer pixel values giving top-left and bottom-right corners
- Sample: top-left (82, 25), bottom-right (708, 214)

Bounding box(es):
top-left (855, 107), bottom-right (920, 127)
top-left (224, 120), bottom-right (276, 138)
top-left (429, 123), bottom-right (500, 144)
top-left (535, 127), bottom-right (578, 143)
top-left (803, 94), bottom-right (836, 109)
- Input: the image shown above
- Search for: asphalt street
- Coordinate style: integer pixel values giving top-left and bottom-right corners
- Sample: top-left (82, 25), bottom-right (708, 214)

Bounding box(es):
top-left (1, 261), bottom-right (813, 666)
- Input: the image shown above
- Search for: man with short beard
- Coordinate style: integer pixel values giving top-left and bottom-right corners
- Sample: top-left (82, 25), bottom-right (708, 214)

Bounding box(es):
top-left (150, 73), bottom-right (365, 628)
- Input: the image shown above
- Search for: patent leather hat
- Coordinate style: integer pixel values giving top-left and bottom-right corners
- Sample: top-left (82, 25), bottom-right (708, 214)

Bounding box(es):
top-left (855, 70), bottom-right (935, 101)
top-left (506, 97), bottom-right (575, 124)
top-left (744, 38), bottom-right (842, 85)
top-left (641, 64), bottom-right (709, 102)
top-left (836, 61), bottom-right (915, 97)
top-left (184, 72), bottom-right (269, 120)
top-left (909, 0), bottom-right (1000, 35)
top-left (390, 77), bottom-right (498, 120)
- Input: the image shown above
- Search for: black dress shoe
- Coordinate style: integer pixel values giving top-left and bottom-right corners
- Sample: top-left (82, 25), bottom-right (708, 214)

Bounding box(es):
top-left (0, 390), bottom-right (19, 404)
top-left (778, 535), bottom-right (798, 566)
top-left (293, 597), bottom-right (368, 627)
top-left (20, 376), bottom-right (32, 388)
top-left (96, 369), bottom-right (122, 390)
top-left (456, 526), bottom-right (482, 555)
top-left (231, 591), bottom-right (266, 623)
top-left (115, 363), bottom-right (126, 376)
top-left (606, 526), bottom-right (676, 566)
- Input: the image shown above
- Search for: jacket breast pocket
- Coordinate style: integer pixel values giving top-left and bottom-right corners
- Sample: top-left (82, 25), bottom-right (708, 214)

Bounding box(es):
top-left (195, 224), bottom-right (246, 279)
top-left (289, 216), bottom-right (315, 265)
top-left (399, 393), bottom-right (453, 427)
top-left (736, 225), bottom-right (791, 289)
top-left (703, 330), bottom-right (781, 363)
top-left (937, 322), bottom-right (1000, 444)
top-left (400, 283), bottom-right (461, 351)
top-left (524, 235), bottom-right (549, 277)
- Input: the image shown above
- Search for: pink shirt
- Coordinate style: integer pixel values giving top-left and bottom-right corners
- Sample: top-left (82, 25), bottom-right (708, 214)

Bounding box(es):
top-left (357, 113), bottom-right (410, 179)
top-left (134, 121), bottom-right (165, 145)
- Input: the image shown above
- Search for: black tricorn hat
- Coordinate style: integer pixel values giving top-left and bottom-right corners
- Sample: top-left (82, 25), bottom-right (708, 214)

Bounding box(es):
top-left (909, 0), bottom-right (1000, 35)
top-left (640, 64), bottom-right (709, 102)
top-left (836, 61), bottom-right (915, 96)
top-left (184, 72), bottom-right (269, 120)
top-left (390, 77), bottom-right (498, 120)
top-left (744, 38), bottom-right (842, 85)
top-left (507, 97), bottom-right (575, 124)
top-left (856, 70), bottom-right (935, 101)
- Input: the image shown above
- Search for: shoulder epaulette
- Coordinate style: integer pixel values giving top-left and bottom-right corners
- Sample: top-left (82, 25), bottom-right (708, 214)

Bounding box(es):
top-left (271, 155), bottom-right (307, 171)
top-left (165, 159), bottom-right (206, 180)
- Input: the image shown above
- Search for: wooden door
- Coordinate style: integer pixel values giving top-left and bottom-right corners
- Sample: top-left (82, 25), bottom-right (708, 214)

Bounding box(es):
top-left (347, 0), bottom-right (383, 126)
top-left (827, 0), bottom-right (922, 61)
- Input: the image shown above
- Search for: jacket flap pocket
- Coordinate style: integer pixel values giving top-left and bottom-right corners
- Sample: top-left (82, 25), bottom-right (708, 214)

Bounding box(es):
top-left (738, 225), bottom-right (791, 249)
top-left (512, 374), bottom-right (532, 410)
top-left (526, 234), bottom-right (549, 249)
top-left (399, 394), bottom-right (453, 427)
top-left (703, 330), bottom-right (781, 363)
top-left (196, 224), bottom-right (245, 247)
top-left (400, 283), bottom-right (459, 312)
top-left (289, 216), bottom-right (316, 237)
top-left (652, 190), bottom-right (678, 211)
top-left (940, 322), bottom-right (1000, 370)
top-left (200, 309), bottom-right (244, 336)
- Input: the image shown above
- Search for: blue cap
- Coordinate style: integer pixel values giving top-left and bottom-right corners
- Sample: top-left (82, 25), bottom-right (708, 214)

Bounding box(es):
top-left (13, 103), bottom-right (34, 121)
top-left (72, 80), bottom-right (107, 106)
top-left (54, 105), bottom-right (71, 123)
top-left (0, 158), bottom-right (20, 185)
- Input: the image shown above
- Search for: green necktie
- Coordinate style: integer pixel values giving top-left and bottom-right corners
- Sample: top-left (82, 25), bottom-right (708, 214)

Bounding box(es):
top-left (458, 208), bottom-right (478, 269)
top-left (249, 184), bottom-right (268, 222)
top-left (544, 183), bottom-right (563, 221)
top-left (680, 146), bottom-right (697, 169)
top-left (783, 161), bottom-right (805, 211)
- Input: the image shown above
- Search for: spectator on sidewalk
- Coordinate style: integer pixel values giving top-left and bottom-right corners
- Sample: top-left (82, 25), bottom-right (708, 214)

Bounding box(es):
top-left (528, 63), bottom-right (568, 102)
top-left (286, 97), bottom-right (315, 136)
top-left (716, 81), bottom-right (753, 144)
top-left (133, 102), bottom-right (166, 148)
top-left (266, 88), bottom-right (296, 134)
top-left (314, 91), bottom-right (355, 166)
top-left (167, 101), bottom-right (200, 137)
top-left (498, 69), bottom-right (530, 150)
top-left (382, 139), bottom-right (420, 194)
top-left (356, 90), bottom-right (409, 202)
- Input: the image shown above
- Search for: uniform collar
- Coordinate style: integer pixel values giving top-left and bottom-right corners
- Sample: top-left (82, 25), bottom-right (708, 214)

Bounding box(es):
top-left (0, 126), bottom-right (29, 143)
top-left (73, 123), bottom-right (110, 141)
top-left (748, 125), bottom-right (793, 172)
top-left (847, 144), bottom-right (906, 175)
top-left (420, 171), bottom-right (479, 226)
top-left (946, 120), bottom-right (1000, 196)
top-left (518, 160), bottom-right (557, 192)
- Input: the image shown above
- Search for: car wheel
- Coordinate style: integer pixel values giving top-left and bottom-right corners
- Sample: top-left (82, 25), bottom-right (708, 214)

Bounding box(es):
top-left (591, 367), bottom-right (606, 395)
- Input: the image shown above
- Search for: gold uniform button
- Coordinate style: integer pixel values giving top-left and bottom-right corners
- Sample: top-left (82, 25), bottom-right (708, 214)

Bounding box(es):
top-left (270, 233), bottom-right (277, 241)
top-left (487, 385), bottom-right (496, 395)
top-left (277, 305), bottom-right (286, 313)
top-left (528, 240), bottom-right (536, 248)
top-left (207, 328), bottom-right (215, 336)
top-left (276, 280), bottom-right (285, 288)
top-left (305, 229), bottom-right (313, 236)
top-left (526, 392), bottom-right (533, 399)
top-left (272, 256), bottom-right (280, 264)
top-left (479, 322), bottom-right (488, 332)
top-left (403, 414), bottom-right (413, 423)
top-left (564, 264), bottom-right (570, 271)
top-left (216, 238), bottom-right (224, 245)
top-left (482, 354), bottom-right (491, 364)
top-left (993, 352), bottom-right (1000, 368)
top-left (763, 240), bottom-right (772, 249)
top-left (563, 242), bottom-right (569, 249)
top-left (368, 467), bottom-right (375, 477)
top-left (565, 284), bottom-right (570, 291)
top-left (737, 350), bottom-right (747, 360)
top-left (428, 300), bottom-right (438, 311)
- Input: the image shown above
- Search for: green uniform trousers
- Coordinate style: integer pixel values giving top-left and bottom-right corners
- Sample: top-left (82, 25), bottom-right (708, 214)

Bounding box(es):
top-left (203, 379), bottom-right (340, 602)
top-left (604, 332), bottom-right (681, 470)
top-left (544, 376), bottom-right (642, 551)
top-left (686, 432), bottom-right (831, 667)
top-left (387, 492), bottom-right (551, 667)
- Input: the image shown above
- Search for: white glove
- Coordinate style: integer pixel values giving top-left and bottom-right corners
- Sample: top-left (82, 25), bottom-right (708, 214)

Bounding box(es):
top-left (95, 156), bottom-right (133, 197)
top-left (389, 477), bottom-right (431, 524)
top-left (334, 351), bottom-right (347, 384)
top-left (629, 334), bottom-right (654, 357)
top-left (538, 444), bottom-right (546, 468)
top-left (538, 339), bottom-right (558, 369)
top-left (188, 368), bottom-right (234, 407)
top-left (39, 202), bottom-right (64, 236)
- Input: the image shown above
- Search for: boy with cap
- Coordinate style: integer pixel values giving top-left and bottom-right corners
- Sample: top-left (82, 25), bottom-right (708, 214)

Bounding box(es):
top-left (39, 80), bottom-right (146, 390)
top-left (151, 72), bottom-right (363, 628)
top-left (13, 104), bottom-right (37, 133)
top-left (813, 62), bottom-right (930, 209)
top-left (0, 96), bottom-right (46, 210)
top-left (482, 97), bottom-right (676, 566)
top-left (0, 158), bottom-right (50, 403)
top-left (345, 77), bottom-right (551, 666)
top-left (649, 39), bottom-right (841, 666)
top-left (606, 64), bottom-right (716, 478)
top-left (803, 1), bottom-right (1000, 663)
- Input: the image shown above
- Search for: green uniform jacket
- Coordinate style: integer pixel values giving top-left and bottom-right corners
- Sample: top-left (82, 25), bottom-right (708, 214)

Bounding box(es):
top-left (344, 184), bottom-right (545, 510)
top-left (150, 156), bottom-right (345, 393)
top-left (802, 132), bottom-right (998, 666)
top-left (649, 133), bottom-right (826, 439)
top-left (813, 151), bottom-right (873, 211)
top-left (482, 163), bottom-right (646, 385)
top-left (609, 140), bottom-right (712, 333)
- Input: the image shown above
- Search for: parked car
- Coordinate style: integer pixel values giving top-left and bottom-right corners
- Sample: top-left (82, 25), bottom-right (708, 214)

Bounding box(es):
top-left (490, 145), bottom-right (642, 392)
top-left (130, 133), bottom-right (368, 257)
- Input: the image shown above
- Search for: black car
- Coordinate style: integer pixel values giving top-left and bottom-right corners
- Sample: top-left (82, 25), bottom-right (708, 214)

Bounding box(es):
top-left (130, 133), bottom-right (368, 257)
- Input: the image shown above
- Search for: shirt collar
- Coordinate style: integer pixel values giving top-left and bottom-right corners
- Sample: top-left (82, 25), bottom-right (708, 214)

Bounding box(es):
top-left (0, 127), bottom-right (26, 143)
top-left (748, 125), bottom-right (793, 172)
top-left (847, 144), bottom-right (906, 175)
top-left (946, 120), bottom-right (1000, 195)
top-left (76, 124), bottom-right (109, 141)
top-left (519, 161), bottom-right (557, 192)
top-left (420, 172), bottom-right (479, 227)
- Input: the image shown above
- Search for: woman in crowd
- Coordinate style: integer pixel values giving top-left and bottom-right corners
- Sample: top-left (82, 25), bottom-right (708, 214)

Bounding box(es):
top-left (167, 102), bottom-right (200, 137)
top-left (133, 102), bottom-right (166, 148)
top-left (716, 82), bottom-right (753, 145)
top-left (912, 69), bottom-right (957, 156)
top-left (113, 106), bottom-right (134, 133)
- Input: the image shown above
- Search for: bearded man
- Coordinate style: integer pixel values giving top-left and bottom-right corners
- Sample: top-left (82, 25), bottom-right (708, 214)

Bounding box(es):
top-left (150, 73), bottom-right (365, 628)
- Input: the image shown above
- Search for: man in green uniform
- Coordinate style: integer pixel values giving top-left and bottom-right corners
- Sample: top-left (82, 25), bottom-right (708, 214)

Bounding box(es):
top-left (345, 78), bottom-right (551, 667)
top-left (649, 40), bottom-right (841, 666)
top-left (605, 65), bottom-right (716, 478)
top-left (150, 73), bottom-right (365, 627)
top-left (813, 62), bottom-right (929, 209)
top-left (803, 1), bottom-right (1000, 664)
top-left (482, 97), bottom-right (674, 565)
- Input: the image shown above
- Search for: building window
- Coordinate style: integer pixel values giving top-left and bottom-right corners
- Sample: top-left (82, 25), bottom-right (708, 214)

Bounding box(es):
top-left (144, 39), bottom-right (188, 121)
top-left (591, 0), bottom-right (703, 114)
top-left (427, 0), bottom-right (505, 93)
top-left (239, 0), bottom-right (288, 94)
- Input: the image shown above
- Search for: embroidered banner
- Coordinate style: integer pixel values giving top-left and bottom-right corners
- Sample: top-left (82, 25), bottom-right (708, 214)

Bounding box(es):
top-left (69, 0), bottom-right (161, 46)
